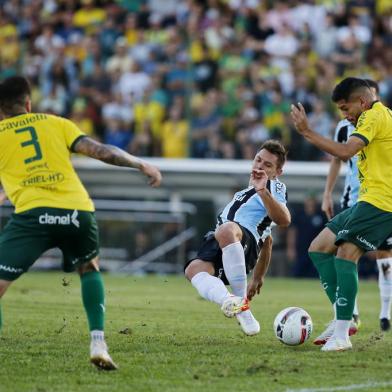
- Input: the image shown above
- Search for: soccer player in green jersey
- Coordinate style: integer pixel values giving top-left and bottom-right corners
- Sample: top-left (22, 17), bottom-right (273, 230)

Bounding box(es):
top-left (0, 76), bottom-right (162, 369)
top-left (291, 77), bottom-right (392, 351)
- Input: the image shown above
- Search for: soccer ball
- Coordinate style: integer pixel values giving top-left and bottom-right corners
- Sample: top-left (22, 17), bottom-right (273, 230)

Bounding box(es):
top-left (273, 307), bottom-right (313, 346)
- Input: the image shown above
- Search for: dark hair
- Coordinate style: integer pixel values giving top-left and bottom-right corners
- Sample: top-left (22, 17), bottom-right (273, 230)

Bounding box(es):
top-left (331, 77), bottom-right (370, 102)
top-left (259, 139), bottom-right (287, 168)
top-left (363, 79), bottom-right (379, 94)
top-left (0, 76), bottom-right (31, 115)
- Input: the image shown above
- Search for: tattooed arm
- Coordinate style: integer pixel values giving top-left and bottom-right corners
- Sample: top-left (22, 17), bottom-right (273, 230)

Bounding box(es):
top-left (73, 136), bottom-right (162, 187)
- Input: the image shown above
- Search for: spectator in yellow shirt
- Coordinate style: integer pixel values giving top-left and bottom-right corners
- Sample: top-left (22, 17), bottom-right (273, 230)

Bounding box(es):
top-left (161, 100), bottom-right (189, 158)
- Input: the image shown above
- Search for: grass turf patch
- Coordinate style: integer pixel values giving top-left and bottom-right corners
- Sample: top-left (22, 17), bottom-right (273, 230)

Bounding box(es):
top-left (0, 273), bottom-right (391, 392)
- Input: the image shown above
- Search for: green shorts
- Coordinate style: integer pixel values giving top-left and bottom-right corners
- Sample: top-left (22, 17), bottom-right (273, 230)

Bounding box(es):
top-left (327, 202), bottom-right (392, 252)
top-left (0, 207), bottom-right (99, 281)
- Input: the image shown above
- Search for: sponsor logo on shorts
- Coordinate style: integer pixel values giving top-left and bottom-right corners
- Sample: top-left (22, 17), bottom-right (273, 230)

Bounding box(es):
top-left (356, 235), bottom-right (376, 250)
top-left (0, 264), bottom-right (23, 274)
top-left (218, 268), bottom-right (224, 279)
top-left (39, 210), bottom-right (80, 228)
top-left (336, 297), bottom-right (348, 307)
top-left (338, 229), bottom-right (349, 235)
top-left (386, 237), bottom-right (392, 246)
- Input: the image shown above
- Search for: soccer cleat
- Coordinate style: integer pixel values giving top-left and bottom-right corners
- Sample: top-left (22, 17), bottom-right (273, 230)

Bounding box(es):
top-left (321, 335), bottom-right (352, 352)
top-left (313, 319), bottom-right (336, 345)
top-left (380, 318), bottom-right (391, 332)
top-left (313, 319), bottom-right (358, 345)
top-left (90, 340), bottom-right (118, 371)
top-left (236, 309), bottom-right (260, 336)
top-left (221, 295), bottom-right (250, 318)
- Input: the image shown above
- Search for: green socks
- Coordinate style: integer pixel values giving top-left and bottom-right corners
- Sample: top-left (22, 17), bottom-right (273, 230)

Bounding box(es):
top-left (81, 271), bottom-right (105, 331)
top-left (335, 258), bottom-right (358, 320)
top-left (309, 252), bottom-right (337, 304)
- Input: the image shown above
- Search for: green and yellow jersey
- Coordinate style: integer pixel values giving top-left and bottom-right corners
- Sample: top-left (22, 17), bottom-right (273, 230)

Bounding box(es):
top-left (351, 101), bottom-right (392, 212)
top-left (0, 113), bottom-right (94, 213)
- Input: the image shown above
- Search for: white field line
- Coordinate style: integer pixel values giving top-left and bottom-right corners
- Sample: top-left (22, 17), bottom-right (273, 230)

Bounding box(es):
top-left (285, 381), bottom-right (392, 392)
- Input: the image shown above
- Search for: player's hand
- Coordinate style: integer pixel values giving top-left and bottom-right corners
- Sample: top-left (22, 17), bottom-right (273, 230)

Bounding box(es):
top-left (321, 193), bottom-right (334, 220)
top-left (251, 169), bottom-right (268, 191)
top-left (140, 163), bottom-right (162, 187)
top-left (290, 102), bottom-right (311, 136)
top-left (247, 278), bottom-right (264, 301)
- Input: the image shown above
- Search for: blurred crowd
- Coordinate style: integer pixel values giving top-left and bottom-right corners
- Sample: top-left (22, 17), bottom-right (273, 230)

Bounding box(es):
top-left (1, 0), bottom-right (392, 161)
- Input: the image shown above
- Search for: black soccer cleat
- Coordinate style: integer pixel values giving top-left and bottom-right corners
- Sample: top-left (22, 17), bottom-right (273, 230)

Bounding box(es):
top-left (380, 318), bottom-right (390, 332)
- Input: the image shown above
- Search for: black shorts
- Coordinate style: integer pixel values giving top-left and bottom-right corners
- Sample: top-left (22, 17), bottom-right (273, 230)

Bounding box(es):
top-left (185, 224), bottom-right (259, 285)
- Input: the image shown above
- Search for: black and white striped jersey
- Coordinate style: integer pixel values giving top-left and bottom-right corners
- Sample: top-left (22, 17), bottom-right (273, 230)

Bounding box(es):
top-left (218, 179), bottom-right (287, 243)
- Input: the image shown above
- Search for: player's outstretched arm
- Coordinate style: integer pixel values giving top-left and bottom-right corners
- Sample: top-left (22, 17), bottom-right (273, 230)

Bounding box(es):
top-left (290, 103), bottom-right (365, 160)
top-left (322, 157), bottom-right (341, 220)
top-left (73, 136), bottom-right (162, 187)
top-left (247, 236), bottom-right (273, 301)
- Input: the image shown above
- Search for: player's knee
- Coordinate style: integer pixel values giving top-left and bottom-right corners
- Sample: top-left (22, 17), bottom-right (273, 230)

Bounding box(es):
top-left (308, 238), bottom-right (322, 253)
top-left (78, 258), bottom-right (100, 275)
top-left (336, 243), bottom-right (362, 262)
top-left (184, 260), bottom-right (213, 281)
top-left (184, 262), bottom-right (199, 281)
top-left (215, 222), bottom-right (241, 247)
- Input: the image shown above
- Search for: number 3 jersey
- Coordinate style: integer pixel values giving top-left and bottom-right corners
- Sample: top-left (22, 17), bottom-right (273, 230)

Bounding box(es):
top-left (218, 179), bottom-right (287, 244)
top-left (0, 113), bottom-right (94, 213)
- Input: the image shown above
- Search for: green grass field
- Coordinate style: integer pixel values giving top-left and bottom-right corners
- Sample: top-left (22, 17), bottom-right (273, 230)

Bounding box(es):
top-left (1, 273), bottom-right (391, 392)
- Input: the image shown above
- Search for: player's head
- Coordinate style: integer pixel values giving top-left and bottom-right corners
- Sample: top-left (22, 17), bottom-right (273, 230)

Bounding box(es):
top-left (253, 140), bottom-right (287, 179)
top-left (0, 76), bottom-right (32, 118)
top-left (331, 77), bottom-right (376, 125)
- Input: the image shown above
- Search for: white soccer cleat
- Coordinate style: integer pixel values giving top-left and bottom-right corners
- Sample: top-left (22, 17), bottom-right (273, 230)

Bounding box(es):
top-left (221, 295), bottom-right (250, 318)
top-left (313, 319), bottom-right (358, 345)
top-left (321, 335), bottom-right (352, 352)
top-left (236, 309), bottom-right (260, 336)
top-left (313, 319), bottom-right (336, 345)
top-left (90, 340), bottom-right (118, 371)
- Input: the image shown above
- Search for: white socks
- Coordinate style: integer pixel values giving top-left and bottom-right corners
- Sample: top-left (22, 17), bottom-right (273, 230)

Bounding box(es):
top-left (334, 320), bottom-right (350, 340)
top-left (377, 258), bottom-right (392, 320)
top-left (222, 241), bottom-right (247, 298)
top-left (190, 241), bottom-right (246, 307)
top-left (191, 272), bottom-right (231, 305)
top-left (91, 330), bottom-right (105, 342)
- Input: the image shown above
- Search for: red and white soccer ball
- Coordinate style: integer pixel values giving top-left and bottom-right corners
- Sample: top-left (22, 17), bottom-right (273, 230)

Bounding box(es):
top-left (273, 307), bottom-right (313, 345)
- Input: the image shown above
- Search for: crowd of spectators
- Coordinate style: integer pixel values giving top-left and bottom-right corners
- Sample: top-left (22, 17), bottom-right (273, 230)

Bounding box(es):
top-left (1, 0), bottom-right (392, 161)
